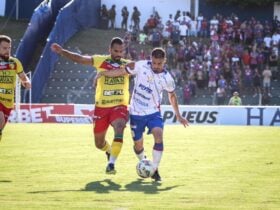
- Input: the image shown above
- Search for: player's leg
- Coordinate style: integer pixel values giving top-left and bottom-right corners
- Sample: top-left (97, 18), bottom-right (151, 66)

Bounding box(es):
top-left (93, 107), bottom-right (111, 160)
top-left (147, 112), bottom-right (164, 181)
top-left (110, 118), bottom-right (126, 164)
top-left (130, 114), bottom-right (146, 160)
top-left (134, 138), bottom-right (145, 160)
top-left (0, 111), bottom-right (5, 141)
top-left (106, 105), bottom-right (129, 174)
top-left (0, 104), bottom-right (11, 142)
top-left (150, 127), bottom-right (163, 169)
top-left (150, 127), bottom-right (163, 182)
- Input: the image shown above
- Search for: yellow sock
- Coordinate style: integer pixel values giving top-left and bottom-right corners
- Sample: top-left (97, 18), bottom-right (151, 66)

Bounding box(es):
top-left (110, 137), bottom-right (123, 161)
top-left (101, 141), bottom-right (111, 153)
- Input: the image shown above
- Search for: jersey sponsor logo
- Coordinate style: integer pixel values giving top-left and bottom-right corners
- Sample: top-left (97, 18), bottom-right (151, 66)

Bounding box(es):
top-left (104, 76), bottom-right (124, 85)
top-left (103, 89), bottom-right (124, 96)
top-left (0, 76), bottom-right (13, 83)
top-left (0, 88), bottom-right (13, 94)
top-left (0, 96), bottom-right (12, 102)
top-left (101, 99), bottom-right (123, 105)
top-left (138, 83), bottom-right (152, 93)
top-left (134, 89), bottom-right (150, 100)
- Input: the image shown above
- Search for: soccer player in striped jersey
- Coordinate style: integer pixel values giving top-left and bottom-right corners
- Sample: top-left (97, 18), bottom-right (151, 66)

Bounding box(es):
top-left (97, 48), bottom-right (188, 181)
top-left (0, 35), bottom-right (31, 141)
top-left (51, 37), bottom-right (130, 174)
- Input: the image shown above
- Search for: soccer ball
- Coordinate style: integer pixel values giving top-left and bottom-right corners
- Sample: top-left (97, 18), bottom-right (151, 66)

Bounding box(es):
top-left (136, 159), bottom-right (155, 178)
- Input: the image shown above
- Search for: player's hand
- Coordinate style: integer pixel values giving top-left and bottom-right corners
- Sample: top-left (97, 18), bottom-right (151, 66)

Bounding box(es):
top-left (177, 116), bottom-right (189, 127)
top-left (21, 80), bottom-right (31, 89)
top-left (126, 62), bottom-right (135, 70)
top-left (51, 43), bottom-right (63, 55)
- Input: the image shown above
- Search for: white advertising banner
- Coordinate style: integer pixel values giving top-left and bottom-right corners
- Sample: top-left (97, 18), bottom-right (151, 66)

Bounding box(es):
top-left (8, 104), bottom-right (280, 126)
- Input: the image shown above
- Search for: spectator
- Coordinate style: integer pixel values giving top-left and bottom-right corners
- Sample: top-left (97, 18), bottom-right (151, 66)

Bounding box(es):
top-left (121, 6), bottom-right (129, 31)
top-left (131, 6), bottom-right (141, 30)
top-left (100, 4), bottom-right (108, 29)
top-left (174, 10), bottom-right (181, 22)
top-left (228, 91), bottom-right (242, 105)
top-left (262, 65), bottom-right (272, 97)
top-left (183, 81), bottom-right (192, 104)
top-left (197, 13), bottom-right (204, 33)
top-left (216, 87), bottom-right (226, 105)
top-left (268, 50), bottom-right (278, 80)
top-left (166, 42), bottom-right (176, 69)
top-left (108, 5), bottom-right (116, 29)
top-left (252, 69), bottom-right (262, 97)
top-left (200, 18), bottom-right (208, 37)
top-left (151, 29), bottom-right (161, 47)
top-left (138, 32), bottom-right (147, 45)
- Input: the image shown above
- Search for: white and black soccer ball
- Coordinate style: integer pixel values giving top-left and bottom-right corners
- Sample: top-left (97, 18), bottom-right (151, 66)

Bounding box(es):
top-left (136, 159), bottom-right (155, 178)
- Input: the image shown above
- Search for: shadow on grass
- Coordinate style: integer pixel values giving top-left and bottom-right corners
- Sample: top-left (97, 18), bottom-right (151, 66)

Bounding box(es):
top-left (123, 178), bottom-right (180, 194)
top-left (29, 179), bottom-right (180, 194)
top-left (0, 180), bottom-right (12, 183)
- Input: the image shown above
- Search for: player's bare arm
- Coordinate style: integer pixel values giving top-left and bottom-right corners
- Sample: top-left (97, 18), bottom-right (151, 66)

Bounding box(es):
top-left (18, 72), bottom-right (31, 89)
top-left (168, 91), bottom-right (189, 127)
top-left (51, 43), bottom-right (93, 65)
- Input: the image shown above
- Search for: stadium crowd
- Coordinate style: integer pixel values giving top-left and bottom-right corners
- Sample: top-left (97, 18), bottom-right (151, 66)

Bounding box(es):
top-left (100, 5), bottom-right (280, 105)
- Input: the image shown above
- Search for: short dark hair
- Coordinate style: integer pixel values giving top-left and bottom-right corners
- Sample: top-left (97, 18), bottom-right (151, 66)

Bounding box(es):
top-left (151, 48), bottom-right (166, 59)
top-left (110, 37), bottom-right (123, 48)
top-left (0, 35), bottom-right (11, 44)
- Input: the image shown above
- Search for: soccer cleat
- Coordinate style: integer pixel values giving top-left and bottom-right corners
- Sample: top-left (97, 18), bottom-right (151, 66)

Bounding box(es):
top-left (106, 163), bottom-right (116, 174)
top-left (151, 169), bottom-right (161, 182)
top-left (105, 152), bottom-right (110, 161)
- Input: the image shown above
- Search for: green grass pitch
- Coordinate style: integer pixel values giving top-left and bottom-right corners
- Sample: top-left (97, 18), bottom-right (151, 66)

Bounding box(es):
top-left (0, 123), bottom-right (279, 210)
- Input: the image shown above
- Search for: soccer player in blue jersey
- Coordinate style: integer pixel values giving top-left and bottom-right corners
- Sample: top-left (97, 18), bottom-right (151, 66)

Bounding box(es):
top-left (97, 47), bottom-right (188, 181)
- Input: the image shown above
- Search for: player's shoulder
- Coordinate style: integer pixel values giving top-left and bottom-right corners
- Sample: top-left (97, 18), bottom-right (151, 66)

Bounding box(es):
top-left (9, 56), bottom-right (22, 66)
top-left (93, 54), bottom-right (109, 60)
top-left (9, 56), bottom-right (20, 63)
top-left (136, 60), bottom-right (149, 67)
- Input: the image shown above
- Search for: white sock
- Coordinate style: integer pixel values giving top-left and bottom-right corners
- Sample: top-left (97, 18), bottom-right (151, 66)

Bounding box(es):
top-left (109, 156), bottom-right (116, 164)
top-left (152, 149), bottom-right (162, 169)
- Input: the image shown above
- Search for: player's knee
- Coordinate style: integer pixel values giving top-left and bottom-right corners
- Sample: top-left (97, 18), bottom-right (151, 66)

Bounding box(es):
top-left (113, 122), bottom-right (126, 133)
top-left (94, 140), bottom-right (104, 149)
top-left (134, 144), bottom-right (143, 153)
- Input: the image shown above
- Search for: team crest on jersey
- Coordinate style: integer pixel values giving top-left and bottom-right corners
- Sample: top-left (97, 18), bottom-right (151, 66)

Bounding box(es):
top-left (9, 63), bottom-right (15, 70)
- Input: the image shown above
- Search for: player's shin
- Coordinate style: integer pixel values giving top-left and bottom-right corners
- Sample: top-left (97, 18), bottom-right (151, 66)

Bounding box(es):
top-left (152, 142), bottom-right (163, 169)
top-left (109, 134), bottom-right (123, 164)
top-left (134, 147), bottom-right (145, 160)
